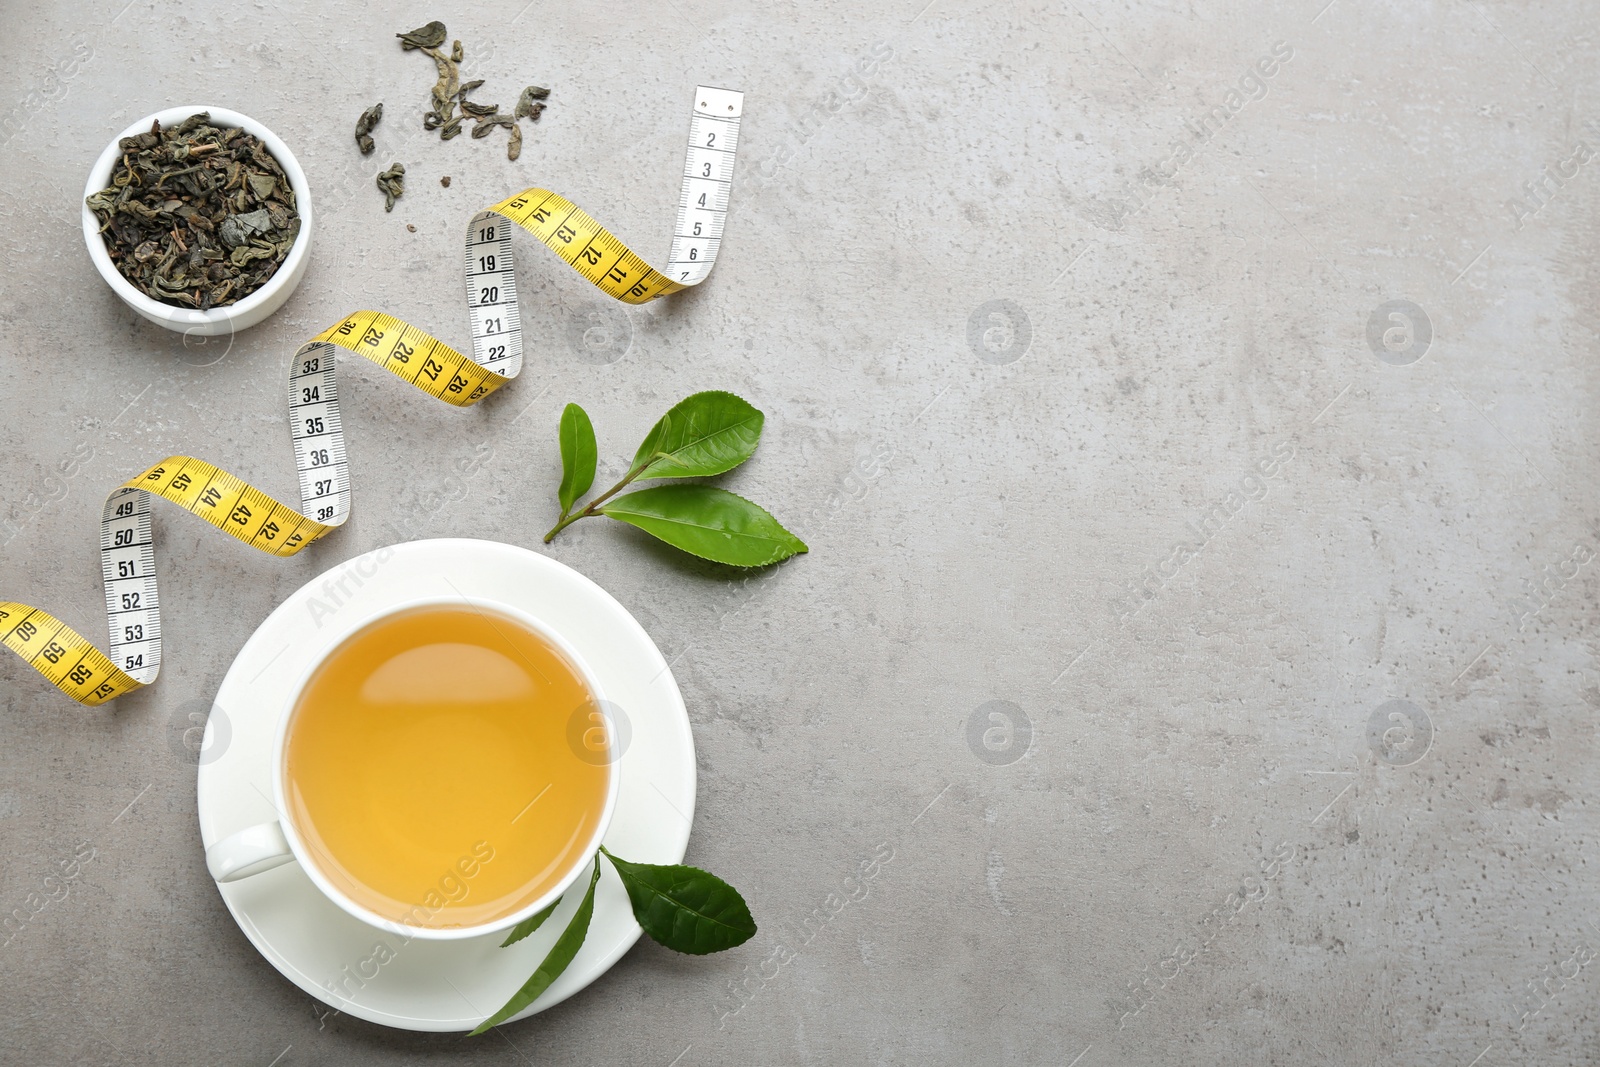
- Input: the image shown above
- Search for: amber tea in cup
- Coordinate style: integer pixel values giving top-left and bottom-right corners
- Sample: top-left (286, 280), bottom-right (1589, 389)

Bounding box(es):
top-left (281, 603), bottom-right (611, 929)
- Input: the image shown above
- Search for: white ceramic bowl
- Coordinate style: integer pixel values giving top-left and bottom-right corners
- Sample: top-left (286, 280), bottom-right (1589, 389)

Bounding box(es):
top-left (81, 106), bottom-right (313, 337)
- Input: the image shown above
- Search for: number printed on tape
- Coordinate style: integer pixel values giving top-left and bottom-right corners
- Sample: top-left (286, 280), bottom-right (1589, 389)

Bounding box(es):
top-left (2, 87), bottom-right (744, 707)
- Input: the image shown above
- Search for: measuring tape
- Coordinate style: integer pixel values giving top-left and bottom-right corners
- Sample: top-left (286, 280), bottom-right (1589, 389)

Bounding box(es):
top-left (2, 86), bottom-right (744, 706)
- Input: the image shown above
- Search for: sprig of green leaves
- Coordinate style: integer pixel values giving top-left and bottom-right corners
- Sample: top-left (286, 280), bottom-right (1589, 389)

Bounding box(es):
top-left (543, 392), bottom-right (807, 567)
top-left (474, 849), bottom-right (756, 1034)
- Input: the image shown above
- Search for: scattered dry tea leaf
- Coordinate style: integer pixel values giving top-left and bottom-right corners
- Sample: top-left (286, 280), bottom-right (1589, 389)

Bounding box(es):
top-left (354, 102), bottom-right (383, 154)
top-left (397, 20), bottom-right (446, 50)
top-left (391, 24), bottom-right (555, 209)
top-left (376, 162), bottom-right (405, 212)
top-left (471, 113), bottom-right (515, 139)
top-left (514, 85), bottom-right (551, 118)
top-left (421, 46), bottom-right (460, 121)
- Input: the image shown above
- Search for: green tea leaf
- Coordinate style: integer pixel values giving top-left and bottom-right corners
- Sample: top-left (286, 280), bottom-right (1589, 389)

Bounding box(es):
top-left (600, 485), bottom-right (807, 567)
top-left (557, 403), bottom-right (597, 514)
top-left (472, 858), bottom-right (601, 1035)
top-left (629, 391), bottom-right (764, 480)
top-left (601, 848), bottom-right (756, 955)
top-left (499, 895), bottom-right (563, 948)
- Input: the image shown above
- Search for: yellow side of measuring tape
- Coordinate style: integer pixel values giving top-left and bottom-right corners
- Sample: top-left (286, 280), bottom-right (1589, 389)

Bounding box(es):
top-left (2, 86), bottom-right (744, 707)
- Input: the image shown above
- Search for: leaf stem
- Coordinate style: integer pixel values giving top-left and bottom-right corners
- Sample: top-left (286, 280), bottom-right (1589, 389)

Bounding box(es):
top-left (542, 453), bottom-right (675, 543)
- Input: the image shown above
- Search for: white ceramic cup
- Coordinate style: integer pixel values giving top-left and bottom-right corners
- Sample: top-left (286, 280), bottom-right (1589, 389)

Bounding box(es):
top-left (204, 595), bottom-right (620, 942)
top-left (82, 106), bottom-right (313, 336)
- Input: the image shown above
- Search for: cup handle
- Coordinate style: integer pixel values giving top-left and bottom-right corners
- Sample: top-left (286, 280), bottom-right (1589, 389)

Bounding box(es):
top-left (206, 821), bottom-right (294, 882)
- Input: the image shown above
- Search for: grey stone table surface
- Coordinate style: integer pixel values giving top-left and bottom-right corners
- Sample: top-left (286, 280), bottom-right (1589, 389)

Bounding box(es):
top-left (2, 0), bottom-right (1598, 1064)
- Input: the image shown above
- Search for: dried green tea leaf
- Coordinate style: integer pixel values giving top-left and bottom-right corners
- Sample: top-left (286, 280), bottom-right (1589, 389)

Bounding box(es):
top-left (452, 39), bottom-right (463, 63)
top-left (354, 102), bottom-right (382, 155)
top-left (460, 99), bottom-right (499, 118)
top-left (396, 20), bottom-right (446, 50)
top-left (507, 122), bottom-right (523, 161)
top-left (471, 114), bottom-right (515, 138)
top-left (420, 45), bottom-right (460, 116)
top-left (218, 208), bottom-right (273, 249)
top-left (514, 85), bottom-right (550, 119)
top-left (375, 162), bottom-right (405, 212)
top-left (246, 171), bottom-right (277, 200)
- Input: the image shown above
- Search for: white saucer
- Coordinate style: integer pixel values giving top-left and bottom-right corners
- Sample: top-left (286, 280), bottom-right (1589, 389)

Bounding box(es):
top-left (195, 539), bottom-right (696, 1032)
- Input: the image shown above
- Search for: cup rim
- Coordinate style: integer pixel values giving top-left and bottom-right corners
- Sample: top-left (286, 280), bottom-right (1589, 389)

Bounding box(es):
top-left (80, 105), bottom-right (314, 330)
top-left (268, 593), bottom-right (621, 942)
